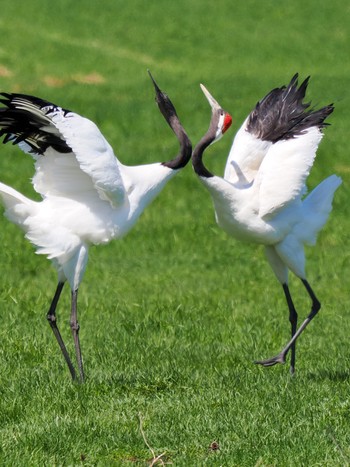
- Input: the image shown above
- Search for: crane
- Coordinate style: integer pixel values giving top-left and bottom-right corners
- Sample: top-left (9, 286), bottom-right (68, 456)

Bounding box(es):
top-left (0, 72), bottom-right (192, 382)
top-left (192, 74), bottom-right (341, 374)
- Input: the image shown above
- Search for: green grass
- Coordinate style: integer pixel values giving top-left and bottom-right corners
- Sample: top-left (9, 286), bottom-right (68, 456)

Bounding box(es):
top-left (0, 0), bottom-right (350, 465)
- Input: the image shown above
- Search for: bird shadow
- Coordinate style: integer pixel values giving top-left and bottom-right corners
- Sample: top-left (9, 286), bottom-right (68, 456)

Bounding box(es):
top-left (91, 372), bottom-right (182, 395)
top-left (306, 368), bottom-right (350, 383)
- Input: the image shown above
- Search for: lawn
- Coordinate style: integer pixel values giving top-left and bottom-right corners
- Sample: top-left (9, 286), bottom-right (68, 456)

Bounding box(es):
top-left (0, 0), bottom-right (349, 465)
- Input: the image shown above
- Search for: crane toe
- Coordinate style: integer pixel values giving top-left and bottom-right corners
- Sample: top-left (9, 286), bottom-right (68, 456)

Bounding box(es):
top-left (254, 353), bottom-right (286, 367)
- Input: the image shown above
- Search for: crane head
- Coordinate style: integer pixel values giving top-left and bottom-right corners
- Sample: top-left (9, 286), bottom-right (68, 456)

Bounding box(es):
top-left (148, 70), bottom-right (179, 128)
top-left (200, 83), bottom-right (232, 142)
top-left (147, 70), bottom-right (192, 170)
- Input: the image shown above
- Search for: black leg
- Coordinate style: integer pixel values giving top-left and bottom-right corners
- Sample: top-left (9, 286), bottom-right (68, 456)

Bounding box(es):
top-left (47, 282), bottom-right (77, 380)
top-left (283, 284), bottom-right (298, 375)
top-left (70, 289), bottom-right (84, 382)
top-left (255, 279), bottom-right (320, 370)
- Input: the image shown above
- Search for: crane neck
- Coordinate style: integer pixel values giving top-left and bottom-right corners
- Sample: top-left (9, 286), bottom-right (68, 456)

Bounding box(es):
top-left (162, 116), bottom-right (192, 170)
top-left (192, 132), bottom-right (215, 178)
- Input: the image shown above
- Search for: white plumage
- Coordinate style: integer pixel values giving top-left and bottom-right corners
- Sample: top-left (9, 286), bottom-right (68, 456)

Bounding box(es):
top-left (192, 74), bottom-right (341, 373)
top-left (0, 73), bottom-right (192, 381)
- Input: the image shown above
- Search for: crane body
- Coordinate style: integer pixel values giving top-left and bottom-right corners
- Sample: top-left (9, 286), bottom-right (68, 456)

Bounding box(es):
top-left (192, 75), bottom-right (341, 373)
top-left (0, 73), bottom-right (192, 381)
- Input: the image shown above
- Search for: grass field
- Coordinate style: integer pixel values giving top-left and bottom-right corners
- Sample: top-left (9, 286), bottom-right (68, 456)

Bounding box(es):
top-left (0, 0), bottom-right (349, 465)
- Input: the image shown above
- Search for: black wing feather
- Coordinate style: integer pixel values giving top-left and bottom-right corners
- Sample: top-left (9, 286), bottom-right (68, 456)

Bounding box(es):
top-left (0, 93), bottom-right (72, 155)
top-left (247, 74), bottom-right (334, 143)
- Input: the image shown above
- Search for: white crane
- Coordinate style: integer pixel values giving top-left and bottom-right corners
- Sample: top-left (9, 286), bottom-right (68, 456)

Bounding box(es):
top-left (192, 74), bottom-right (341, 374)
top-left (0, 72), bottom-right (192, 382)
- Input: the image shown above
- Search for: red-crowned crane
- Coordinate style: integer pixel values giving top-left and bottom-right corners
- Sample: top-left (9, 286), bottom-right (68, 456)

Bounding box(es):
top-left (192, 74), bottom-right (341, 374)
top-left (0, 72), bottom-right (192, 382)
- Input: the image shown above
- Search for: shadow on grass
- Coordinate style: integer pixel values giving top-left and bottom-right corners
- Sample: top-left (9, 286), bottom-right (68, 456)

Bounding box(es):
top-left (91, 372), bottom-right (184, 396)
top-left (306, 369), bottom-right (350, 382)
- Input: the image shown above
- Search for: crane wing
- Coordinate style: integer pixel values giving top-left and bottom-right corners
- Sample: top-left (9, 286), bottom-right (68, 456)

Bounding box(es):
top-left (224, 119), bottom-right (272, 185)
top-left (0, 93), bottom-right (126, 207)
top-left (256, 126), bottom-right (323, 220)
top-left (48, 108), bottom-right (126, 206)
top-left (224, 75), bottom-right (332, 189)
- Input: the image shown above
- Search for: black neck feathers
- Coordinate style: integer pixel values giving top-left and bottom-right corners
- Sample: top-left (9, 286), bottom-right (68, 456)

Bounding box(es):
top-left (149, 73), bottom-right (192, 170)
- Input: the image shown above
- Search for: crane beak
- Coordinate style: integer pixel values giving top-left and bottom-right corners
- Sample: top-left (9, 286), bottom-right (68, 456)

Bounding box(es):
top-left (148, 69), bottom-right (162, 95)
top-left (147, 70), bottom-right (180, 132)
top-left (200, 84), bottom-right (222, 112)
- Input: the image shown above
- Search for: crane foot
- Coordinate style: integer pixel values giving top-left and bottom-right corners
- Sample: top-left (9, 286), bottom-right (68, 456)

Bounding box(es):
top-left (254, 353), bottom-right (286, 367)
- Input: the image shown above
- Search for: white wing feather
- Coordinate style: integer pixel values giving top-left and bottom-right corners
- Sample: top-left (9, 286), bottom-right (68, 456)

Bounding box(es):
top-left (256, 126), bottom-right (323, 219)
top-left (224, 119), bottom-right (272, 185)
top-left (48, 109), bottom-right (126, 207)
top-left (32, 148), bottom-right (106, 200)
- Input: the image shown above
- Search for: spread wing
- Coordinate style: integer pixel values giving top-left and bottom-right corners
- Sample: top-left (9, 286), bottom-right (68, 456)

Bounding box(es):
top-left (224, 74), bottom-right (334, 218)
top-left (256, 126), bottom-right (324, 219)
top-left (224, 118), bottom-right (272, 185)
top-left (0, 93), bottom-right (126, 207)
top-left (224, 75), bottom-right (332, 188)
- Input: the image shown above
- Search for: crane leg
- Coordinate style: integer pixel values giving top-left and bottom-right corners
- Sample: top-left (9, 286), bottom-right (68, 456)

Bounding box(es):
top-left (283, 284), bottom-right (298, 374)
top-left (255, 279), bottom-right (320, 371)
top-left (70, 289), bottom-right (85, 382)
top-left (47, 282), bottom-right (77, 381)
